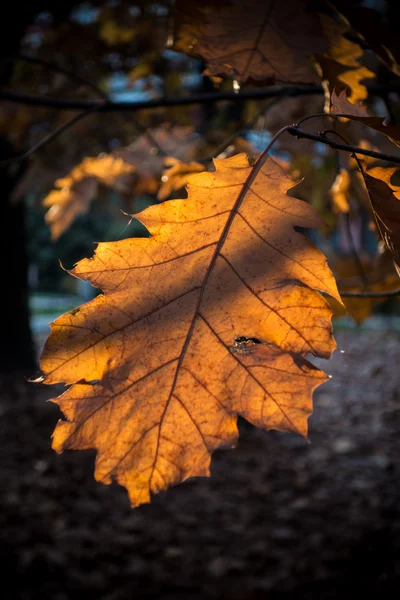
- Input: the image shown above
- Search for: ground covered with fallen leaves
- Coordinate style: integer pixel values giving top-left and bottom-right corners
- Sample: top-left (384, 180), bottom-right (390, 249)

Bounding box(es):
top-left (1, 328), bottom-right (400, 599)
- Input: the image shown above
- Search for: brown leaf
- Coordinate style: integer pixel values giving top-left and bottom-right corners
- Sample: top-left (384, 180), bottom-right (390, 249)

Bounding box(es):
top-left (331, 90), bottom-right (400, 147)
top-left (43, 155), bottom-right (135, 240)
top-left (361, 165), bottom-right (400, 275)
top-left (117, 125), bottom-right (203, 193)
top-left (174, 0), bottom-right (328, 84)
top-left (40, 153), bottom-right (340, 507)
top-left (333, 4), bottom-right (400, 78)
top-left (315, 15), bottom-right (375, 107)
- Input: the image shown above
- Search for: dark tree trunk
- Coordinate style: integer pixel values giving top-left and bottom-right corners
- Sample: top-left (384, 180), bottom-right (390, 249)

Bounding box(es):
top-left (0, 138), bottom-right (36, 373)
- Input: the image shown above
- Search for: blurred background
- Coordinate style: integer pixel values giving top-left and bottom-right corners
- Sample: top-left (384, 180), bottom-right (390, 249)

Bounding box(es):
top-left (1, 1), bottom-right (400, 598)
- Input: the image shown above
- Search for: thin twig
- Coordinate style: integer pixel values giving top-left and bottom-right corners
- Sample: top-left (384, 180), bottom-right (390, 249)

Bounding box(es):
top-left (319, 129), bottom-right (396, 281)
top-left (16, 54), bottom-right (166, 156)
top-left (320, 128), bottom-right (369, 287)
top-left (13, 54), bottom-right (168, 157)
top-left (10, 53), bottom-right (109, 100)
top-left (317, 129), bottom-right (400, 300)
top-left (0, 108), bottom-right (98, 167)
top-left (295, 112), bottom-right (330, 128)
top-left (286, 127), bottom-right (400, 163)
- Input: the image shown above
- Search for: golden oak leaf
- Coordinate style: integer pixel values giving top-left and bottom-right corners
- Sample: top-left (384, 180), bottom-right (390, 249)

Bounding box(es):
top-left (318, 59), bottom-right (374, 106)
top-left (56, 155), bottom-right (136, 190)
top-left (333, 4), bottom-right (400, 78)
top-left (158, 158), bottom-right (205, 201)
top-left (43, 155), bottom-right (136, 240)
top-left (174, 0), bottom-right (328, 84)
top-left (331, 90), bottom-right (400, 147)
top-left (40, 153), bottom-right (340, 507)
top-left (315, 15), bottom-right (375, 107)
top-left (43, 126), bottom-right (204, 239)
top-left (43, 178), bottom-right (98, 241)
top-left (329, 168), bottom-right (350, 214)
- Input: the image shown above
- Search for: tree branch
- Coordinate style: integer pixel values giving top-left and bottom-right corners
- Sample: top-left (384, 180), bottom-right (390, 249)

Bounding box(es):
top-left (0, 85), bottom-right (323, 111)
top-left (339, 288), bottom-right (400, 297)
top-left (286, 127), bottom-right (400, 164)
top-left (2, 83), bottom-right (400, 112)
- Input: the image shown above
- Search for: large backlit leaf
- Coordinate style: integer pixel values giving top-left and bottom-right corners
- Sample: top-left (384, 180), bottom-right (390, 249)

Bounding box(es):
top-left (40, 153), bottom-right (340, 506)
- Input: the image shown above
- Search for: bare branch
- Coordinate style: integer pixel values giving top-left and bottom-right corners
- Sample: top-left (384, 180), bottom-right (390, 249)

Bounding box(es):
top-left (286, 127), bottom-right (400, 164)
top-left (339, 288), bottom-right (400, 298)
top-left (0, 85), bottom-right (324, 111)
top-left (2, 83), bottom-right (400, 112)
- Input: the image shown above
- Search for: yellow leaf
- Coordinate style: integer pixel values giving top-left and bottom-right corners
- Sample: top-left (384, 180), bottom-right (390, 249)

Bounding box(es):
top-left (315, 16), bottom-right (375, 106)
top-left (329, 168), bottom-right (350, 214)
top-left (43, 178), bottom-right (98, 241)
top-left (42, 155), bottom-right (135, 240)
top-left (40, 153), bottom-right (340, 506)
